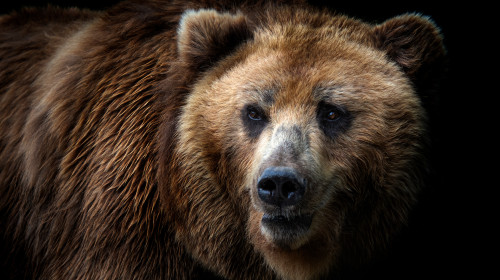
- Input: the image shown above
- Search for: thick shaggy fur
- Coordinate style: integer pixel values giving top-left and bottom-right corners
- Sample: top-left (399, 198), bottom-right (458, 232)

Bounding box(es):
top-left (0, 1), bottom-right (445, 279)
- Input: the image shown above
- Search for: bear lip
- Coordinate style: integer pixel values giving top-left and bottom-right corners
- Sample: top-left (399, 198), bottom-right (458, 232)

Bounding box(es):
top-left (260, 213), bottom-right (313, 248)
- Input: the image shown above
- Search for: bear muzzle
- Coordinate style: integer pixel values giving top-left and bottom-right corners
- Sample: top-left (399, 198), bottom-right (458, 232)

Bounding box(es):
top-left (255, 166), bottom-right (314, 247)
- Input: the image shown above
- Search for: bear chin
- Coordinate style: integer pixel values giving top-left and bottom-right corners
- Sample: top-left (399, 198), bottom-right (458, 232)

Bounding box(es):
top-left (260, 213), bottom-right (313, 249)
top-left (249, 209), bottom-right (336, 280)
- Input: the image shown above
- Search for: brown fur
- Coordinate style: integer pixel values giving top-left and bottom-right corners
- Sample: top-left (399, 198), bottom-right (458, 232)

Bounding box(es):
top-left (0, 1), bottom-right (445, 279)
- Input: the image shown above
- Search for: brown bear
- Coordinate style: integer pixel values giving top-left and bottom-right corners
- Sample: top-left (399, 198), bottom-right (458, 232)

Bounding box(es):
top-left (0, 0), bottom-right (445, 279)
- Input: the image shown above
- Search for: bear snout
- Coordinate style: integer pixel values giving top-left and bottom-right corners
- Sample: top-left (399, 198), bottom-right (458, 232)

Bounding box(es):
top-left (257, 166), bottom-right (306, 208)
top-left (253, 166), bottom-right (315, 248)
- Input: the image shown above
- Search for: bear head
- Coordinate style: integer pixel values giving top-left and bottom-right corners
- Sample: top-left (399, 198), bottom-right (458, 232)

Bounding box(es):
top-left (158, 5), bottom-right (445, 280)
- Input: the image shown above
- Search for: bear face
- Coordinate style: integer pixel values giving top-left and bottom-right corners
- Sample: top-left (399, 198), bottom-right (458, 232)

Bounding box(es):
top-left (160, 6), bottom-right (444, 280)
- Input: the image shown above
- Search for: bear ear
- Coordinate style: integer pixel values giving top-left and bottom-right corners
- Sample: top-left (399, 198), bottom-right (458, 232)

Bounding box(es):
top-left (373, 14), bottom-right (446, 85)
top-left (177, 9), bottom-right (253, 73)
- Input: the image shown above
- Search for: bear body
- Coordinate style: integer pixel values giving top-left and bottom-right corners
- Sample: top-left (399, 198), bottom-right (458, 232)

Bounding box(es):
top-left (0, 1), bottom-right (445, 279)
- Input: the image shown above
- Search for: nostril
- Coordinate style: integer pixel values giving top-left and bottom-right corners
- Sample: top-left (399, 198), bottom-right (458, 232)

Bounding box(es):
top-left (256, 167), bottom-right (306, 207)
top-left (258, 178), bottom-right (276, 200)
top-left (260, 179), bottom-right (276, 192)
top-left (282, 181), bottom-right (298, 200)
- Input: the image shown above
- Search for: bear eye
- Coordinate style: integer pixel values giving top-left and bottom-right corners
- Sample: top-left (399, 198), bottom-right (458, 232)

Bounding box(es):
top-left (242, 105), bottom-right (268, 138)
top-left (248, 107), bottom-right (263, 121)
top-left (317, 102), bottom-right (351, 138)
top-left (326, 110), bottom-right (339, 121)
top-left (319, 105), bottom-right (343, 122)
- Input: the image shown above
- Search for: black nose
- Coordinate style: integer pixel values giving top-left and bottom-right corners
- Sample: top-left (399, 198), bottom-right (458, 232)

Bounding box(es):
top-left (257, 167), bottom-right (306, 207)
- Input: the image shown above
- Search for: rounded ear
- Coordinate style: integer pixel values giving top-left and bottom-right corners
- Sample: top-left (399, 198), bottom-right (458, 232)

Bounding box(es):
top-left (177, 9), bottom-right (252, 73)
top-left (373, 14), bottom-right (446, 90)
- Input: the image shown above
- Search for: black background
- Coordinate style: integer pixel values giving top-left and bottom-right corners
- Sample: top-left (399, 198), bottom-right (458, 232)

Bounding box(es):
top-left (1, 1), bottom-right (489, 279)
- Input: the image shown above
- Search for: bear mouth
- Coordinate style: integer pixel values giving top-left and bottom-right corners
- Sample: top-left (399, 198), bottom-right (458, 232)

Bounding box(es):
top-left (260, 213), bottom-right (313, 248)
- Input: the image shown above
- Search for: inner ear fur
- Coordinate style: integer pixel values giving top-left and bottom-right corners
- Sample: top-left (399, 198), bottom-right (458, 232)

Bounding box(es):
top-left (177, 9), bottom-right (253, 73)
top-left (374, 14), bottom-right (446, 88)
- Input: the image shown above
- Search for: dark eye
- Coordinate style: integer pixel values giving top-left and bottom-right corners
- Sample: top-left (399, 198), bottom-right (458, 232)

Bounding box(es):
top-left (242, 105), bottom-right (268, 138)
top-left (319, 104), bottom-right (343, 122)
top-left (317, 102), bottom-right (351, 138)
top-left (248, 107), bottom-right (264, 121)
top-left (325, 110), bottom-right (339, 121)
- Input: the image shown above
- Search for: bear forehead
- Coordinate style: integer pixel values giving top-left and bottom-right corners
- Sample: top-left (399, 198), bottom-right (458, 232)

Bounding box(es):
top-left (203, 20), bottom-right (407, 96)
top-left (209, 41), bottom-right (410, 108)
top-left (252, 24), bottom-right (398, 77)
